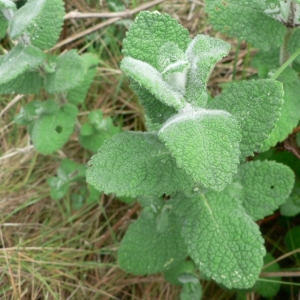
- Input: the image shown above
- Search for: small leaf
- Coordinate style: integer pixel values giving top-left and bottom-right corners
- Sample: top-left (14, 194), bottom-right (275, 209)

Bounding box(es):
top-left (237, 160), bottom-right (294, 221)
top-left (86, 185), bottom-right (101, 204)
top-left (122, 11), bottom-right (190, 70)
top-left (45, 50), bottom-right (86, 94)
top-left (159, 108), bottom-right (241, 191)
top-left (208, 79), bottom-right (284, 158)
top-left (86, 131), bottom-right (193, 197)
top-left (205, 0), bottom-right (286, 51)
top-left (9, 0), bottom-right (65, 49)
top-left (31, 103), bottom-right (78, 154)
top-left (67, 53), bottom-right (98, 105)
top-left (280, 183), bottom-right (300, 217)
top-left (252, 253), bottom-right (281, 298)
top-left (164, 260), bottom-right (196, 286)
top-left (118, 208), bottom-right (188, 275)
top-left (172, 191), bottom-right (265, 289)
top-left (0, 44), bottom-right (45, 85)
top-left (47, 177), bottom-right (70, 200)
top-left (180, 281), bottom-right (202, 300)
top-left (185, 35), bottom-right (230, 107)
top-left (0, 13), bottom-right (8, 39)
top-left (121, 57), bottom-right (186, 111)
top-left (284, 226), bottom-right (300, 260)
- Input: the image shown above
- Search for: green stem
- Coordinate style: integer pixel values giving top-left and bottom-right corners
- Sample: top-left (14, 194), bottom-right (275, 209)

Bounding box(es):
top-left (271, 47), bottom-right (300, 80)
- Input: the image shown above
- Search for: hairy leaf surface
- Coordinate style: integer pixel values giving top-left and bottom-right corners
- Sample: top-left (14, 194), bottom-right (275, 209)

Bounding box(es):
top-left (0, 44), bottom-right (44, 84)
top-left (208, 79), bottom-right (283, 158)
top-left (118, 208), bottom-right (187, 274)
top-left (159, 108), bottom-right (241, 191)
top-left (121, 57), bottom-right (186, 111)
top-left (31, 103), bottom-right (78, 154)
top-left (185, 35), bottom-right (230, 107)
top-left (67, 53), bottom-right (98, 105)
top-left (205, 0), bottom-right (286, 51)
top-left (280, 183), bottom-right (300, 217)
top-left (173, 192), bottom-right (265, 289)
top-left (45, 50), bottom-right (85, 93)
top-left (122, 11), bottom-right (190, 70)
top-left (86, 132), bottom-right (193, 197)
top-left (9, 0), bottom-right (64, 49)
top-left (237, 160), bottom-right (294, 221)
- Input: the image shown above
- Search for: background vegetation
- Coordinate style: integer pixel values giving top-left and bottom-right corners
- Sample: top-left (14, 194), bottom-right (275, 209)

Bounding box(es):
top-left (0, 0), bottom-right (299, 299)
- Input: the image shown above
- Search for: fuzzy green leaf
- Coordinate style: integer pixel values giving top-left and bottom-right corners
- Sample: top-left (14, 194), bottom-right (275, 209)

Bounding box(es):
top-left (173, 191), bottom-right (265, 289)
top-left (180, 281), bottom-right (202, 300)
top-left (261, 79), bottom-right (300, 151)
top-left (31, 103), bottom-right (78, 154)
top-left (67, 53), bottom-right (98, 105)
top-left (86, 131), bottom-right (193, 197)
top-left (288, 27), bottom-right (300, 66)
top-left (121, 57), bottom-right (186, 111)
top-left (0, 13), bottom-right (8, 38)
top-left (0, 70), bottom-right (43, 94)
top-left (122, 11), bottom-right (190, 70)
top-left (237, 160), bottom-right (294, 221)
top-left (130, 81), bottom-right (177, 124)
top-left (159, 108), bottom-right (241, 191)
top-left (9, 0), bottom-right (65, 49)
top-left (280, 183), bottom-right (300, 217)
top-left (0, 0), bottom-right (15, 8)
top-left (208, 79), bottom-right (283, 158)
top-left (118, 207), bottom-right (187, 275)
top-left (252, 253), bottom-right (281, 298)
top-left (0, 44), bottom-right (44, 85)
top-left (185, 35), bottom-right (230, 107)
top-left (45, 50), bottom-right (86, 94)
top-left (205, 0), bottom-right (286, 51)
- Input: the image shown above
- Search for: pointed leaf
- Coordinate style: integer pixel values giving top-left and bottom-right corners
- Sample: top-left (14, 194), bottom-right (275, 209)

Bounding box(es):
top-left (0, 13), bottom-right (8, 38)
top-left (45, 50), bottom-right (86, 93)
top-left (121, 57), bottom-right (186, 111)
top-left (208, 79), bottom-right (283, 158)
top-left (9, 0), bottom-right (65, 49)
top-left (173, 191), bottom-right (265, 289)
top-left (0, 44), bottom-right (45, 84)
top-left (205, 0), bottom-right (286, 51)
top-left (122, 11), bottom-right (190, 70)
top-left (118, 208), bottom-right (187, 275)
top-left (185, 35), bottom-right (230, 107)
top-left (237, 160), bottom-right (294, 221)
top-left (159, 108), bottom-right (241, 191)
top-left (31, 103), bottom-right (78, 154)
top-left (86, 132), bottom-right (193, 197)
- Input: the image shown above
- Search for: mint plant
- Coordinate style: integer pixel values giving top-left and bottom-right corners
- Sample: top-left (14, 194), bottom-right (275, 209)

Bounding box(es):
top-left (86, 11), bottom-right (295, 298)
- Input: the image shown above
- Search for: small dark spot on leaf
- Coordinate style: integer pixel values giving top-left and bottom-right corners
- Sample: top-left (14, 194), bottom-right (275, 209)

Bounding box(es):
top-left (270, 185), bottom-right (275, 189)
top-left (55, 125), bottom-right (63, 133)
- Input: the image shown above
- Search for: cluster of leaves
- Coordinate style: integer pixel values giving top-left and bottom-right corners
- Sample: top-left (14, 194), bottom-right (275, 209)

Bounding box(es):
top-left (86, 11), bottom-right (296, 299)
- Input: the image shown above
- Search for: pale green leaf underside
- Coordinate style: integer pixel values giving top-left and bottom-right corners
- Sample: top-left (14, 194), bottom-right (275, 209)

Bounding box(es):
top-left (9, 0), bottom-right (65, 49)
top-left (261, 80), bottom-right (300, 151)
top-left (31, 103), bottom-right (78, 154)
top-left (208, 79), bottom-right (283, 158)
top-left (122, 11), bottom-right (191, 70)
top-left (45, 50), bottom-right (86, 94)
top-left (185, 35), bottom-right (230, 107)
top-left (130, 81), bottom-right (177, 124)
top-left (205, 0), bottom-right (286, 51)
top-left (237, 160), bottom-right (294, 221)
top-left (159, 108), bottom-right (241, 191)
top-left (0, 0), bottom-right (15, 8)
top-left (86, 131), bottom-right (193, 197)
top-left (252, 253), bottom-right (281, 298)
top-left (118, 209), bottom-right (187, 275)
top-left (67, 53), bottom-right (98, 105)
top-left (173, 192), bottom-right (265, 289)
top-left (0, 70), bottom-right (43, 94)
top-left (0, 44), bottom-right (44, 85)
top-left (121, 57), bottom-right (186, 111)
